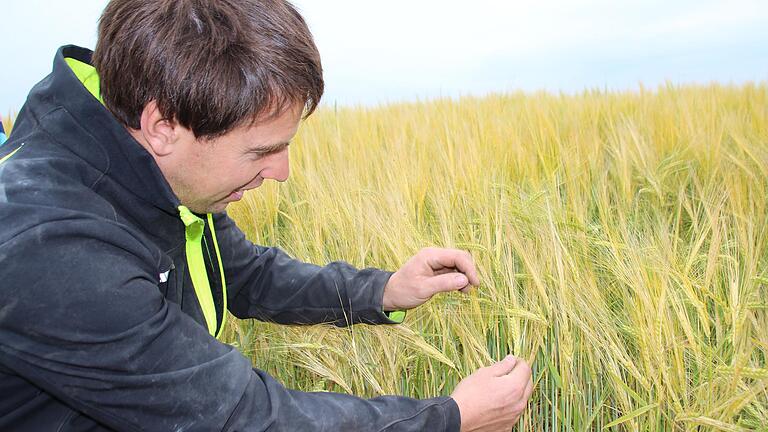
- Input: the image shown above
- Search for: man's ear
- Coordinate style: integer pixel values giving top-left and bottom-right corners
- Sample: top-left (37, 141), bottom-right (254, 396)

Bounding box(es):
top-left (138, 100), bottom-right (181, 157)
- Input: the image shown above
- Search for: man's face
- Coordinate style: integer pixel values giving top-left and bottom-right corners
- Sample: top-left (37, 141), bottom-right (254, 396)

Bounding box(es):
top-left (164, 105), bottom-right (303, 214)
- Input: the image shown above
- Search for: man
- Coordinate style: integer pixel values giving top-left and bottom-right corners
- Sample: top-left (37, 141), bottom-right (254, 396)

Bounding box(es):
top-left (0, 0), bottom-right (532, 430)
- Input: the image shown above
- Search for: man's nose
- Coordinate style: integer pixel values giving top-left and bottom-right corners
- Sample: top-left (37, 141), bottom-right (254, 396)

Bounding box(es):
top-left (265, 149), bottom-right (290, 182)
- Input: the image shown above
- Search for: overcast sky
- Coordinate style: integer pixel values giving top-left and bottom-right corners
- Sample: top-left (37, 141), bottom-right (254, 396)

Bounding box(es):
top-left (1, 0), bottom-right (766, 114)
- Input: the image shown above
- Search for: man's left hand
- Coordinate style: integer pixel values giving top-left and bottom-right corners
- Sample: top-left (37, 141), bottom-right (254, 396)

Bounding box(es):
top-left (382, 247), bottom-right (480, 311)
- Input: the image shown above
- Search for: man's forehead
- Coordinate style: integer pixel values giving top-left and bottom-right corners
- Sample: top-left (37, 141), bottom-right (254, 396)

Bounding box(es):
top-left (235, 104), bottom-right (302, 145)
top-left (251, 102), bottom-right (305, 126)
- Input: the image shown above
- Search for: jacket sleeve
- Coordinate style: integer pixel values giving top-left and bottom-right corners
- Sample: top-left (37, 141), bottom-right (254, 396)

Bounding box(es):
top-left (215, 213), bottom-right (400, 326)
top-left (0, 218), bottom-right (460, 431)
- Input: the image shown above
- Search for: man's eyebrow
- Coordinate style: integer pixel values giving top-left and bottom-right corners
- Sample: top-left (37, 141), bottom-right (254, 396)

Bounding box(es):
top-left (249, 141), bottom-right (291, 154)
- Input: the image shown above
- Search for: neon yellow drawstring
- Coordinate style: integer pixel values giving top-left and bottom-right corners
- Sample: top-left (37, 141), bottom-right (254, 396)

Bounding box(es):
top-left (179, 205), bottom-right (219, 336)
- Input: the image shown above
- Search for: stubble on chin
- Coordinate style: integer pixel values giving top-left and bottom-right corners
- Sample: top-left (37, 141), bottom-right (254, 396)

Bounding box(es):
top-left (169, 181), bottom-right (218, 214)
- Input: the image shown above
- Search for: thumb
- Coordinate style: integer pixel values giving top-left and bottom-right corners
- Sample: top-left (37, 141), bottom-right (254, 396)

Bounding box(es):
top-left (487, 355), bottom-right (519, 377)
top-left (426, 272), bottom-right (469, 294)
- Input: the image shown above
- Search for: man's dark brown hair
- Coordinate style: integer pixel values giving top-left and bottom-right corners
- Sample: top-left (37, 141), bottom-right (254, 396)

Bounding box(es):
top-left (93, 0), bottom-right (323, 139)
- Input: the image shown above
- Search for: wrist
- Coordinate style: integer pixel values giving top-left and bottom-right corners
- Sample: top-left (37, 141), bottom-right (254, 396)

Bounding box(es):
top-left (381, 271), bottom-right (399, 311)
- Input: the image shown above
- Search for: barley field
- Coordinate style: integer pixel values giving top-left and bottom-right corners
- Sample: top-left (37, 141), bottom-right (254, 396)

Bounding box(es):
top-left (6, 83), bottom-right (767, 430)
top-left (224, 83), bottom-right (768, 431)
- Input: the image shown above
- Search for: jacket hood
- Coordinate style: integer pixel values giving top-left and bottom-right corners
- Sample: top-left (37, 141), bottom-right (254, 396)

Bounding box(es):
top-left (28, 45), bottom-right (180, 214)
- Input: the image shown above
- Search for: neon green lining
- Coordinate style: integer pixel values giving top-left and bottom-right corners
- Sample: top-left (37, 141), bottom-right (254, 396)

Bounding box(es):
top-left (0, 143), bottom-right (24, 164)
top-left (386, 310), bottom-right (406, 324)
top-left (64, 58), bottom-right (103, 103)
top-left (207, 213), bottom-right (228, 337)
top-left (179, 206), bottom-right (218, 336)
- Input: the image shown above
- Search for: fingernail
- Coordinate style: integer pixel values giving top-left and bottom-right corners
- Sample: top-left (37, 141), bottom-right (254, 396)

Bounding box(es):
top-left (455, 274), bottom-right (468, 286)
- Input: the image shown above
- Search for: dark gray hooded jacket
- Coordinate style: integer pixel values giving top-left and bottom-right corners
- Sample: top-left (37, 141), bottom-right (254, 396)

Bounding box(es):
top-left (0, 45), bottom-right (460, 432)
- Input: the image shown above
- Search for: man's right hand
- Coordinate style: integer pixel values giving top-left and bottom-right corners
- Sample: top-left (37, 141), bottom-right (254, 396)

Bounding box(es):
top-left (450, 355), bottom-right (533, 431)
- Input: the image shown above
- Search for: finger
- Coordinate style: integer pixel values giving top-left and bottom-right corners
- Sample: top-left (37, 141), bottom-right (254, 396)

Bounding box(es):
top-left (434, 268), bottom-right (475, 293)
top-left (458, 283), bottom-right (475, 293)
top-left (425, 249), bottom-right (480, 286)
top-left (488, 355), bottom-right (518, 377)
top-left (424, 272), bottom-right (470, 294)
top-left (503, 359), bottom-right (532, 383)
top-left (522, 375), bottom-right (534, 400)
top-left (433, 267), bottom-right (458, 276)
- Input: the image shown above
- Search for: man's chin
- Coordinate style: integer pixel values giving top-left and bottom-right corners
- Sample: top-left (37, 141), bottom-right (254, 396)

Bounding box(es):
top-left (206, 202), bottom-right (230, 214)
top-left (180, 201), bottom-right (229, 215)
